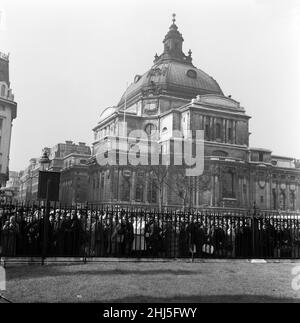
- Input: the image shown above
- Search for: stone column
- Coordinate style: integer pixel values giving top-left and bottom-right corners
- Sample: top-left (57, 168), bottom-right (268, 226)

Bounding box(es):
top-left (225, 119), bottom-right (228, 143)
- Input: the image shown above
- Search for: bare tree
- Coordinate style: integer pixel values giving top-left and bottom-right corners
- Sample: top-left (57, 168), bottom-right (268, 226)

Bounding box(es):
top-left (148, 165), bottom-right (169, 212)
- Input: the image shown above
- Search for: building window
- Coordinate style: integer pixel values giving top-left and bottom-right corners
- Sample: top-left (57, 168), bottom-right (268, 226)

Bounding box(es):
top-left (1, 85), bottom-right (5, 97)
top-left (216, 123), bottom-right (221, 139)
top-left (121, 178), bottom-right (130, 201)
top-left (279, 191), bottom-right (286, 210)
top-left (186, 69), bottom-right (197, 79)
top-left (101, 173), bottom-right (105, 189)
top-left (228, 127), bottom-right (232, 141)
top-left (222, 170), bottom-right (235, 198)
top-left (205, 124), bottom-right (209, 139)
top-left (258, 152), bottom-right (264, 162)
top-left (272, 189), bottom-right (277, 210)
top-left (135, 184), bottom-right (144, 201)
top-left (148, 179), bottom-right (157, 203)
top-left (260, 196), bottom-right (264, 203)
top-left (145, 123), bottom-right (157, 136)
top-left (290, 192), bottom-right (295, 211)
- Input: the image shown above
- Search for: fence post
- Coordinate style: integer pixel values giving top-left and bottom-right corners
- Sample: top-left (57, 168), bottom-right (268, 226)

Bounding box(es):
top-left (42, 179), bottom-right (52, 265)
top-left (252, 202), bottom-right (257, 258)
top-left (42, 200), bottom-right (50, 265)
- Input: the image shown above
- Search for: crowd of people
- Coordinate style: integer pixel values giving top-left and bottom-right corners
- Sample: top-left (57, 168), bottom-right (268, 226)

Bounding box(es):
top-left (0, 205), bottom-right (300, 258)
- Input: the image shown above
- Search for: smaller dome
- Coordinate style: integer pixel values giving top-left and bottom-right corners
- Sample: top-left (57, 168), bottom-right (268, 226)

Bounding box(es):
top-left (99, 106), bottom-right (118, 123)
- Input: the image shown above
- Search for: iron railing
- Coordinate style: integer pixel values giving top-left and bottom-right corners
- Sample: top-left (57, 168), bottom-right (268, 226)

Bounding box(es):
top-left (0, 202), bottom-right (300, 259)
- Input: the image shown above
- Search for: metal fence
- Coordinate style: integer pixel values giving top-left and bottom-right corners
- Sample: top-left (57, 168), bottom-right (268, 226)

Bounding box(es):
top-left (0, 202), bottom-right (300, 259)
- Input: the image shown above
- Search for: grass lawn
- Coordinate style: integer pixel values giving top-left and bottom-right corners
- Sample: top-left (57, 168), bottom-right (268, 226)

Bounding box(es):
top-left (1, 261), bottom-right (300, 303)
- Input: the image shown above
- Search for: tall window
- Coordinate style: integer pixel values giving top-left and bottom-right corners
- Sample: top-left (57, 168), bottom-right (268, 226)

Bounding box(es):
top-left (205, 124), bottom-right (210, 139)
top-left (216, 123), bottom-right (221, 139)
top-left (258, 152), bottom-right (264, 162)
top-left (148, 179), bottom-right (157, 203)
top-left (121, 178), bottom-right (130, 201)
top-left (1, 85), bottom-right (5, 97)
top-left (228, 127), bottom-right (232, 141)
top-left (222, 171), bottom-right (235, 198)
top-left (135, 183), bottom-right (144, 201)
top-left (279, 192), bottom-right (286, 210)
top-left (101, 172), bottom-right (105, 189)
top-left (272, 189), bottom-right (277, 210)
top-left (290, 192), bottom-right (295, 211)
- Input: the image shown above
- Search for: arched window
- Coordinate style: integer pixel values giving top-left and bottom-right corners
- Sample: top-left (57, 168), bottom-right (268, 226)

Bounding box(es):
top-left (279, 191), bottom-right (286, 210)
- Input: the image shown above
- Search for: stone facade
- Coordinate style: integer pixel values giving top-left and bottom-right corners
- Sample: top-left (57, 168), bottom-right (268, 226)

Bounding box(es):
top-left (18, 142), bottom-right (91, 204)
top-left (88, 16), bottom-right (300, 210)
top-left (0, 52), bottom-right (17, 187)
top-left (59, 153), bottom-right (90, 205)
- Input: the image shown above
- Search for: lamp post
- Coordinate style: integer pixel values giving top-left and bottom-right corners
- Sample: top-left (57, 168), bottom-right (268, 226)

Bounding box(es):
top-left (39, 150), bottom-right (51, 263)
top-left (39, 150), bottom-right (51, 171)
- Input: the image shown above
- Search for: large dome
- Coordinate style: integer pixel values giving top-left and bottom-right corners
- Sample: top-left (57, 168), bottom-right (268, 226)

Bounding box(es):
top-left (118, 61), bottom-right (223, 106)
top-left (118, 15), bottom-right (223, 107)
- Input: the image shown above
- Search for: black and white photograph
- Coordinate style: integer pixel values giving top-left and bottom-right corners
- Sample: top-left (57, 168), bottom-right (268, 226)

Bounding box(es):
top-left (0, 0), bottom-right (300, 309)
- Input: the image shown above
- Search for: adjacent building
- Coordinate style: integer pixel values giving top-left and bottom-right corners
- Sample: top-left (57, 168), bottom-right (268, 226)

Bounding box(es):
top-left (0, 170), bottom-right (21, 203)
top-left (88, 15), bottom-right (300, 210)
top-left (0, 52), bottom-right (17, 187)
top-left (18, 141), bottom-right (91, 204)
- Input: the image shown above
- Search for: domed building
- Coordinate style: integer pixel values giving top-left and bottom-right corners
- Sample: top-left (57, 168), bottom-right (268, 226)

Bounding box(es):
top-left (89, 15), bottom-right (300, 210)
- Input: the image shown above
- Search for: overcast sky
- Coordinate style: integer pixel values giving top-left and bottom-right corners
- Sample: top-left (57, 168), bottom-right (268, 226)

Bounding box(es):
top-left (1, 0), bottom-right (300, 171)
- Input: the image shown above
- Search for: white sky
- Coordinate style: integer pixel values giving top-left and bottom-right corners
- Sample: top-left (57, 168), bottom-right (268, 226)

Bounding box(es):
top-left (1, 0), bottom-right (300, 171)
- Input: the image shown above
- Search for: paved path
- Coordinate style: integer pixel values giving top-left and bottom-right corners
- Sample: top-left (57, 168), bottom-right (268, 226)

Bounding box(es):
top-left (1, 260), bottom-right (300, 302)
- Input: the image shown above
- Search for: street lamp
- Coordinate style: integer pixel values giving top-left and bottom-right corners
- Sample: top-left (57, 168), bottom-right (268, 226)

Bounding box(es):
top-left (39, 150), bottom-right (51, 171)
top-left (38, 150), bottom-right (55, 263)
